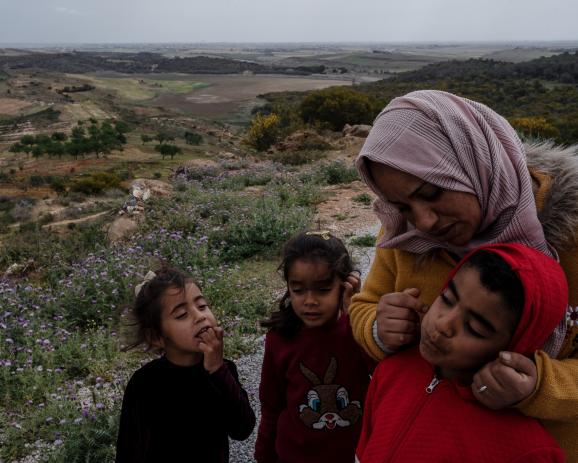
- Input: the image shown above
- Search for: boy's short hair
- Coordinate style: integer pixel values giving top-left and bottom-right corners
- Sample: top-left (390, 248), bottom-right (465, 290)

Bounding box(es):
top-left (464, 250), bottom-right (525, 328)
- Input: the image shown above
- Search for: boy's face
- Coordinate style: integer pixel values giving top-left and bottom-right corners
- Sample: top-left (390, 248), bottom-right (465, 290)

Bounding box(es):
top-left (155, 281), bottom-right (218, 366)
top-left (419, 265), bottom-right (518, 380)
top-left (288, 259), bottom-right (342, 329)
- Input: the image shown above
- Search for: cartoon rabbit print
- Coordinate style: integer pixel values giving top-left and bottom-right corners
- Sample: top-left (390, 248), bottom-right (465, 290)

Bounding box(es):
top-left (298, 357), bottom-right (362, 430)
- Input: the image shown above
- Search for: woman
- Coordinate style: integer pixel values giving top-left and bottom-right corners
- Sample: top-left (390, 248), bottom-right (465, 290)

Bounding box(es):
top-left (350, 90), bottom-right (578, 460)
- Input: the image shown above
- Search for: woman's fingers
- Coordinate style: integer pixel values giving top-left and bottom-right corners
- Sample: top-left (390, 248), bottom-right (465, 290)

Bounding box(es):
top-left (376, 290), bottom-right (425, 350)
top-left (472, 353), bottom-right (537, 409)
top-left (341, 273), bottom-right (362, 313)
top-left (381, 290), bottom-right (427, 314)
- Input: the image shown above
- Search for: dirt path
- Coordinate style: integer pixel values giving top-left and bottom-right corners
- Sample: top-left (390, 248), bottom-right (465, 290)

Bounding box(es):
top-left (42, 210), bottom-right (112, 230)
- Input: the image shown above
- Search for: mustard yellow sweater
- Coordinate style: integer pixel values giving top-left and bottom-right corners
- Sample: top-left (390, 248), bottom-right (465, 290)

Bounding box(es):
top-left (350, 172), bottom-right (578, 460)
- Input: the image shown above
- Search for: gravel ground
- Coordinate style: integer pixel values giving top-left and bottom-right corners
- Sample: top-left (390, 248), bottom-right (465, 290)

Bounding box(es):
top-left (229, 224), bottom-right (380, 462)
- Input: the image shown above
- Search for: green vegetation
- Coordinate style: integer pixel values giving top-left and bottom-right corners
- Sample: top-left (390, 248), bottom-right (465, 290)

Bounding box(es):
top-left (319, 161), bottom-right (359, 185)
top-left (154, 143), bottom-right (182, 159)
top-left (350, 234), bottom-right (376, 247)
top-left (184, 131), bottom-right (203, 145)
top-left (78, 76), bottom-right (209, 101)
top-left (353, 192), bottom-right (373, 205)
top-left (245, 113), bottom-right (282, 151)
top-left (300, 86), bottom-right (375, 131)
top-left (70, 172), bottom-right (123, 195)
top-left (260, 51), bottom-right (578, 144)
top-left (0, 107), bottom-right (60, 125)
top-left (0, 166), bottom-right (320, 460)
top-left (269, 149), bottom-right (326, 166)
top-left (9, 120), bottom-right (130, 159)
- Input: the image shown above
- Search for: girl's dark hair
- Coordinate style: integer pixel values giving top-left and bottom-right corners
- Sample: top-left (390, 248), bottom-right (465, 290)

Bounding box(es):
top-left (464, 250), bottom-right (525, 327)
top-left (124, 265), bottom-right (196, 351)
top-left (261, 231), bottom-right (356, 338)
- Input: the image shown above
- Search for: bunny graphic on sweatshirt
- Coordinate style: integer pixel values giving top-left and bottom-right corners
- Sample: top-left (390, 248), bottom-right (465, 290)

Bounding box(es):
top-left (298, 357), bottom-right (362, 430)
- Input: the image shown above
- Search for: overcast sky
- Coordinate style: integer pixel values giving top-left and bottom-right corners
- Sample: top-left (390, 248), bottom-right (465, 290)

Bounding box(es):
top-left (1, 0), bottom-right (577, 44)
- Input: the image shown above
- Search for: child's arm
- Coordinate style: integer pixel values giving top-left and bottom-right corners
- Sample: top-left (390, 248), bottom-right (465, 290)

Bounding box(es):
top-left (115, 376), bottom-right (149, 463)
top-left (207, 360), bottom-right (256, 440)
top-left (202, 327), bottom-right (256, 440)
top-left (254, 333), bottom-right (286, 463)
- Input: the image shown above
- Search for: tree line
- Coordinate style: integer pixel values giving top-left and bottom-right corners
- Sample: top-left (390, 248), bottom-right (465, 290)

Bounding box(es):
top-left (9, 119), bottom-right (130, 159)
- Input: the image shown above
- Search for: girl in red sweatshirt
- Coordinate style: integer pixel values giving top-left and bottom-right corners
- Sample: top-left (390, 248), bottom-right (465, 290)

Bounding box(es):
top-left (255, 231), bottom-right (374, 463)
top-left (356, 243), bottom-right (566, 462)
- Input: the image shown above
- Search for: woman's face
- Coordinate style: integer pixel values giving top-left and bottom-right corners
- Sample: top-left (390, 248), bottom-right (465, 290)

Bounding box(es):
top-left (369, 162), bottom-right (482, 247)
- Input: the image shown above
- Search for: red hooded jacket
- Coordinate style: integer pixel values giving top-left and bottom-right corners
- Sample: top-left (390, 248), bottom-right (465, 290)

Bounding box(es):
top-left (356, 243), bottom-right (567, 462)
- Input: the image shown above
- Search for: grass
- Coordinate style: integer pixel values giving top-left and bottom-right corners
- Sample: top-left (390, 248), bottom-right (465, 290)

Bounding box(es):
top-left (350, 233), bottom-right (376, 247)
top-left (269, 149), bottom-right (327, 166)
top-left (77, 76), bottom-right (210, 101)
top-left (146, 79), bottom-right (209, 93)
top-left (0, 168), bottom-right (315, 460)
top-left (63, 101), bottom-right (111, 121)
top-left (353, 192), bottom-right (372, 205)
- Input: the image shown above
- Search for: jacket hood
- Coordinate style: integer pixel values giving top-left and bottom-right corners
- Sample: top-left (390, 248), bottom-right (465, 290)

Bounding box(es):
top-left (446, 243), bottom-right (568, 356)
top-left (525, 141), bottom-right (578, 251)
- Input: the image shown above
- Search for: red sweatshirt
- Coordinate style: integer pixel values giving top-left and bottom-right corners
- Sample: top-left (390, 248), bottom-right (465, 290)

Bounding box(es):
top-left (255, 315), bottom-right (374, 463)
top-left (356, 348), bottom-right (565, 463)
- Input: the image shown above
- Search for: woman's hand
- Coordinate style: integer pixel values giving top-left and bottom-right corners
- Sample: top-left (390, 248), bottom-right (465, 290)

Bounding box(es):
top-left (199, 326), bottom-right (224, 374)
top-left (376, 288), bottom-right (427, 351)
top-left (472, 351), bottom-right (537, 409)
top-left (342, 271), bottom-right (361, 313)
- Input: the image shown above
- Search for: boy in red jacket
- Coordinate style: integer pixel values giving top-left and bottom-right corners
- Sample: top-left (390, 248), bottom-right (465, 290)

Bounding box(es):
top-left (356, 243), bottom-right (566, 462)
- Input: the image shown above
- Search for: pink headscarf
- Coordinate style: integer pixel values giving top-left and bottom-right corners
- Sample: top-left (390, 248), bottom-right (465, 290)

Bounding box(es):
top-left (356, 90), bottom-right (551, 258)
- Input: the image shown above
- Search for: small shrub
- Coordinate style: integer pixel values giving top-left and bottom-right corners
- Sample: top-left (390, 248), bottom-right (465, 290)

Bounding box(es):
top-left (270, 150), bottom-right (326, 166)
top-left (175, 181), bottom-right (188, 192)
top-left (221, 160), bottom-right (249, 171)
top-left (173, 165), bottom-right (222, 182)
top-left (28, 175), bottom-right (48, 187)
top-left (51, 409), bottom-right (119, 463)
top-left (118, 170), bottom-right (131, 181)
top-left (245, 113), bottom-right (281, 151)
top-left (510, 116), bottom-right (560, 140)
top-left (216, 171), bottom-right (274, 191)
top-left (320, 161), bottom-right (359, 185)
top-left (184, 131), bottom-right (203, 145)
top-left (49, 176), bottom-right (69, 194)
top-left (10, 199), bottom-right (35, 222)
top-left (0, 197), bottom-right (14, 213)
top-left (153, 172), bottom-right (162, 179)
top-left (39, 212), bottom-right (54, 225)
top-left (300, 86), bottom-right (376, 131)
top-left (70, 172), bottom-right (122, 195)
top-left (353, 192), bottom-right (372, 205)
top-left (209, 196), bottom-right (311, 262)
top-left (350, 234), bottom-right (376, 247)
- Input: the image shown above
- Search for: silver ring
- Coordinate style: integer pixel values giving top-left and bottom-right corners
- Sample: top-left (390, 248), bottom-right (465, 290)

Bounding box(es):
top-left (478, 385), bottom-right (488, 393)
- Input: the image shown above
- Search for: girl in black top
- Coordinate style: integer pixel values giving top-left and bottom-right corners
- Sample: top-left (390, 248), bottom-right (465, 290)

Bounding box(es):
top-left (116, 266), bottom-right (255, 463)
